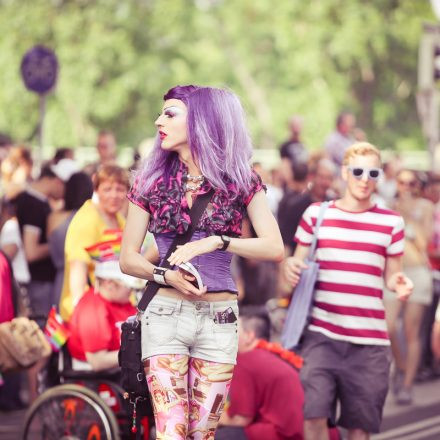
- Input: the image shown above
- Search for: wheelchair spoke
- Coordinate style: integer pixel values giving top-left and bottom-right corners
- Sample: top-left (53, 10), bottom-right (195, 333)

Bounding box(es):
top-left (23, 385), bottom-right (120, 440)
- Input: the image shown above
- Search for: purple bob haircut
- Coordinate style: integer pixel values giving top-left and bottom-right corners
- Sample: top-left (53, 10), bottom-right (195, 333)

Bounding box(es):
top-left (135, 85), bottom-right (254, 196)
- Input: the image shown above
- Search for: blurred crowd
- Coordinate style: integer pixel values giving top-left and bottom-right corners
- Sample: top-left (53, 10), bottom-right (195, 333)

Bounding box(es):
top-left (1, 111), bottom-right (440, 437)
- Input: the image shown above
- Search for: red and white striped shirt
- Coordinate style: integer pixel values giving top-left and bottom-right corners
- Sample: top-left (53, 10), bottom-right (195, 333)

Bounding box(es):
top-left (295, 201), bottom-right (405, 345)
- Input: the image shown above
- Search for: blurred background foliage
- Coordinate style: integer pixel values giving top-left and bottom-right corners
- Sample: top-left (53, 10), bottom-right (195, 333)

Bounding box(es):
top-left (0, 0), bottom-right (436, 152)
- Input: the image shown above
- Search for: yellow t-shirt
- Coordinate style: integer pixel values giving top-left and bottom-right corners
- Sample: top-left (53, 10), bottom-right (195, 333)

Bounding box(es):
top-left (59, 200), bottom-right (125, 321)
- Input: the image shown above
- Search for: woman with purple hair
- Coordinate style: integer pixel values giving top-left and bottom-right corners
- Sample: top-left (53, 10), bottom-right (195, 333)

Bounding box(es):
top-left (120, 85), bottom-right (283, 439)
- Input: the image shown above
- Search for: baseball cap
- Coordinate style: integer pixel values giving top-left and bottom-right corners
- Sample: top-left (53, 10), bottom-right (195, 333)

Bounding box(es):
top-left (50, 158), bottom-right (80, 182)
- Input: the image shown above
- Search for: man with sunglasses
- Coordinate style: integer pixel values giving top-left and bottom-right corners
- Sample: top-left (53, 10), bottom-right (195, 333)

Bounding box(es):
top-left (284, 142), bottom-right (413, 440)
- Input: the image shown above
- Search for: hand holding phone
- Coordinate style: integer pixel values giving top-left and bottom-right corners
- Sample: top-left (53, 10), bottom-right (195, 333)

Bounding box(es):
top-left (178, 262), bottom-right (204, 290)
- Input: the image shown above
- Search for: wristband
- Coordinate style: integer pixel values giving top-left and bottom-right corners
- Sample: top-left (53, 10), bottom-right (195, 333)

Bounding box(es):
top-left (220, 235), bottom-right (231, 251)
top-left (153, 267), bottom-right (169, 285)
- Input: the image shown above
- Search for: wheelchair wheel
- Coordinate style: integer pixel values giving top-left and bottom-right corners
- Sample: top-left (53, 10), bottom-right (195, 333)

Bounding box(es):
top-left (21, 383), bottom-right (120, 440)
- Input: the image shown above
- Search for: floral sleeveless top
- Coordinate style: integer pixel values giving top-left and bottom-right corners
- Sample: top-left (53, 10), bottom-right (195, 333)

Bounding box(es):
top-left (127, 160), bottom-right (265, 237)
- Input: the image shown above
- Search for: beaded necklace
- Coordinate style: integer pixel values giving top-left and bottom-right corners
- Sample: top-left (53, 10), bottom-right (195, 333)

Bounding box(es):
top-left (185, 174), bottom-right (205, 192)
top-left (256, 339), bottom-right (303, 369)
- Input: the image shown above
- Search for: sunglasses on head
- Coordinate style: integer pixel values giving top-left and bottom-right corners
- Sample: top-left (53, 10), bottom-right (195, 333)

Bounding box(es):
top-left (347, 166), bottom-right (382, 181)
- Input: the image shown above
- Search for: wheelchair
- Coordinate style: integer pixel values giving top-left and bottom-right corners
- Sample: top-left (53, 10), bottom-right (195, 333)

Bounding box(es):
top-left (21, 345), bottom-right (154, 440)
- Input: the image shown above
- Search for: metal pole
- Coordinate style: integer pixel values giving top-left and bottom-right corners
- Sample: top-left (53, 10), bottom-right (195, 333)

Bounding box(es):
top-left (37, 94), bottom-right (46, 170)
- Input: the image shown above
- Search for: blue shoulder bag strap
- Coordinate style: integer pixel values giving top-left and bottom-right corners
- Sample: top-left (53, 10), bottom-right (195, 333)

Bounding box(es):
top-left (307, 201), bottom-right (330, 261)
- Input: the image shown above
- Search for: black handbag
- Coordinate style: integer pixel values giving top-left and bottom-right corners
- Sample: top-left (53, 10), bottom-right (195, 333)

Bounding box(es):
top-left (118, 189), bottom-right (214, 433)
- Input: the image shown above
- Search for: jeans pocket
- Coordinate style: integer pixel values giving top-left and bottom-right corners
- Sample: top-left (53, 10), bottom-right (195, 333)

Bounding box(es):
top-left (146, 303), bottom-right (178, 345)
top-left (212, 322), bottom-right (238, 354)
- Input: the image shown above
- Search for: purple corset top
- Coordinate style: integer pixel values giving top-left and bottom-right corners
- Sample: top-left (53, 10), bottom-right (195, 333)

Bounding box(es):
top-left (154, 230), bottom-right (238, 294)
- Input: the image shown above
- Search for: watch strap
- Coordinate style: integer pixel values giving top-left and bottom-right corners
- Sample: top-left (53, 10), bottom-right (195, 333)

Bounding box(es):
top-left (220, 235), bottom-right (231, 251)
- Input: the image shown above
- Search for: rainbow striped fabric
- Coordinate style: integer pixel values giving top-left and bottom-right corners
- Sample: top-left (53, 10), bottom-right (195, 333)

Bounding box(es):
top-left (85, 229), bottom-right (123, 262)
top-left (44, 306), bottom-right (70, 352)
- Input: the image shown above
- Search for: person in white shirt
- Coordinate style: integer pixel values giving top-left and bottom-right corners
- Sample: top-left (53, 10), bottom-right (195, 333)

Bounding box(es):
top-left (0, 198), bottom-right (30, 285)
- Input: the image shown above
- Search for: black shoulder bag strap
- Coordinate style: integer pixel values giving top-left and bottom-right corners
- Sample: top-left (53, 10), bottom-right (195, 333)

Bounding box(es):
top-left (137, 188), bottom-right (215, 313)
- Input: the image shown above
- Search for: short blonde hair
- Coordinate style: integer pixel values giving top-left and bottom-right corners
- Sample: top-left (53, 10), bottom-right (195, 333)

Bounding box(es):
top-left (342, 142), bottom-right (381, 166)
top-left (93, 164), bottom-right (130, 190)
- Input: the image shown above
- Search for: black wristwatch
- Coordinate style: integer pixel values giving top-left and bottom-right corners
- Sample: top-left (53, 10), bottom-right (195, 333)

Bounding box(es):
top-left (220, 235), bottom-right (231, 251)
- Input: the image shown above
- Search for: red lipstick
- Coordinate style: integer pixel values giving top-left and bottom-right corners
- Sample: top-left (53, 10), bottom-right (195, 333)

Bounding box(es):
top-left (159, 131), bottom-right (167, 140)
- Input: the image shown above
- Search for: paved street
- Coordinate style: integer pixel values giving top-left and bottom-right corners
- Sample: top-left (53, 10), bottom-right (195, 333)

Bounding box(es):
top-left (372, 378), bottom-right (440, 440)
top-left (1, 378), bottom-right (439, 439)
top-left (0, 409), bottom-right (26, 440)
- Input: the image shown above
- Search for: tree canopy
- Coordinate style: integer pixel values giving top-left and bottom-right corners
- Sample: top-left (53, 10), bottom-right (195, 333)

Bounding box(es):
top-left (0, 0), bottom-right (435, 152)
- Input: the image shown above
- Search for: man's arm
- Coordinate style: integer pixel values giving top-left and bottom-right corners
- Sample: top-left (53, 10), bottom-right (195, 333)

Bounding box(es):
top-left (384, 255), bottom-right (413, 301)
top-left (69, 260), bottom-right (89, 307)
top-left (85, 350), bottom-right (119, 371)
top-left (282, 243), bottom-right (310, 291)
top-left (1, 243), bottom-right (18, 261)
top-left (1, 221), bottom-right (20, 260)
top-left (22, 226), bottom-right (50, 262)
top-left (219, 411), bottom-right (252, 427)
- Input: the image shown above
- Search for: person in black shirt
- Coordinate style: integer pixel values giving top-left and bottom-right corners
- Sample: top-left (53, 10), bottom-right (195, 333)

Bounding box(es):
top-left (278, 116), bottom-right (309, 196)
top-left (278, 157), bottom-right (336, 255)
top-left (277, 151), bottom-right (310, 252)
top-left (279, 115), bottom-right (307, 163)
top-left (15, 160), bottom-right (78, 326)
top-left (15, 160), bottom-right (77, 403)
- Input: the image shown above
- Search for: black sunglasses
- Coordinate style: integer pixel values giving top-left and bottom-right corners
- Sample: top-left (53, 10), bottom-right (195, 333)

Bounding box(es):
top-left (347, 166), bottom-right (382, 181)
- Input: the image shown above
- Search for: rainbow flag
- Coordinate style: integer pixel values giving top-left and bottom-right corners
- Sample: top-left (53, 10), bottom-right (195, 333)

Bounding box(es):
top-left (85, 229), bottom-right (123, 262)
top-left (86, 239), bottom-right (121, 261)
top-left (44, 306), bottom-right (70, 352)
